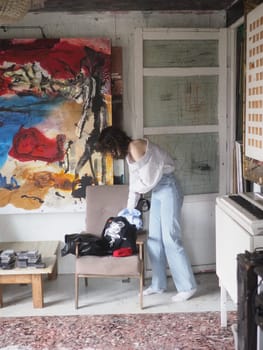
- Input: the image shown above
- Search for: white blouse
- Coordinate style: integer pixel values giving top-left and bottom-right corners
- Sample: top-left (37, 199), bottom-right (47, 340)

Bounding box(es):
top-left (126, 139), bottom-right (175, 209)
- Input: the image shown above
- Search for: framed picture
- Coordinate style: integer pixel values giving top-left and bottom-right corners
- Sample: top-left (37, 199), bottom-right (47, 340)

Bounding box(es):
top-left (244, 3), bottom-right (263, 185)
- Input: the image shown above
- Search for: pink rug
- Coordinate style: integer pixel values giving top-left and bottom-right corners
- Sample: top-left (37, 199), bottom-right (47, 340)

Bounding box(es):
top-left (0, 311), bottom-right (236, 350)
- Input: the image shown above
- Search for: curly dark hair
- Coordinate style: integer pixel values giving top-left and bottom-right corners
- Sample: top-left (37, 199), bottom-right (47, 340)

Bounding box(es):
top-left (96, 126), bottom-right (132, 159)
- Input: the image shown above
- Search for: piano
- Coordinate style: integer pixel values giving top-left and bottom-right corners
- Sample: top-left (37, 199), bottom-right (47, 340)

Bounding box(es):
top-left (216, 192), bottom-right (263, 328)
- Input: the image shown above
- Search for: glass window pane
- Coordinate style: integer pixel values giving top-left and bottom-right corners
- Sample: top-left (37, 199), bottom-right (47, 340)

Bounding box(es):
top-left (147, 133), bottom-right (219, 195)
top-left (143, 40), bottom-right (218, 68)
top-left (144, 76), bottom-right (218, 127)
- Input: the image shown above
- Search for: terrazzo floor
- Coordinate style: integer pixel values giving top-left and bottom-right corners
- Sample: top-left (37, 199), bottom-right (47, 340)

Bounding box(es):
top-left (0, 272), bottom-right (236, 316)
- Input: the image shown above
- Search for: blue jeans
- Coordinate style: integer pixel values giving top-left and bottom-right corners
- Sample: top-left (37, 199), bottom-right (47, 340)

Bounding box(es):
top-left (147, 173), bottom-right (196, 292)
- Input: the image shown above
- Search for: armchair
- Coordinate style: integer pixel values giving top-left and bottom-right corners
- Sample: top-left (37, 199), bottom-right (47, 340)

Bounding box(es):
top-left (75, 185), bottom-right (146, 309)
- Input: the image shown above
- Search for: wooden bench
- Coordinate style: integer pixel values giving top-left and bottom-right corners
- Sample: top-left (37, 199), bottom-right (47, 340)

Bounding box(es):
top-left (0, 241), bottom-right (59, 308)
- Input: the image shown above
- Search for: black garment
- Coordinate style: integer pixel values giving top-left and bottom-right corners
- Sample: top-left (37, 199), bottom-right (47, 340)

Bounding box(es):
top-left (101, 216), bottom-right (138, 254)
top-left (61, 233), bottom-right (109, 257)
top-left (61, 216), bottom-right (138, 257)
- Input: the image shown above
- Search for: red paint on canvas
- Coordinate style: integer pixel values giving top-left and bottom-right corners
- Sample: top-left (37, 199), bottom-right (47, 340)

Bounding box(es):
top-left (9, 127), bottom-right (66, 163)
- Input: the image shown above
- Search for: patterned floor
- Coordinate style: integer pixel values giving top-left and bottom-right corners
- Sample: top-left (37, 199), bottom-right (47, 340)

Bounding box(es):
top-left (0, 311), bottom-right (236, 350)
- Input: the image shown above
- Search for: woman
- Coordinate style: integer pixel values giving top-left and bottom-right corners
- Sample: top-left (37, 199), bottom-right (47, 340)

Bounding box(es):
top-left (96, 126), bottom-right (196, 301)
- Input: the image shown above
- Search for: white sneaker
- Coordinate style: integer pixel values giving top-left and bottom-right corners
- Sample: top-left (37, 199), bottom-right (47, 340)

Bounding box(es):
top-left (171, 288), bottom-right (196, 302)
top-left (143, 286), bottom-right (165, 296)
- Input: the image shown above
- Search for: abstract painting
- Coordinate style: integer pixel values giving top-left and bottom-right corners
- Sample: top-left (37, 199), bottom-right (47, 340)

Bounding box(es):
top-left (0, 38), bottom-right (113, 213)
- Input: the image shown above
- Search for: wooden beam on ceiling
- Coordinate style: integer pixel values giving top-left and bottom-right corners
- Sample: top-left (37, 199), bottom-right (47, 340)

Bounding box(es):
top-left (33, 0), bottom-right (239, 13)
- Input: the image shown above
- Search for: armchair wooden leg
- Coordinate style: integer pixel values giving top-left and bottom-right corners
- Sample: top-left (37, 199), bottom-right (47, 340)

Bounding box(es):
top-left (142, 250), bottom-right (145, 286)
top-left (0, 285), bottom-right (3, 308)
top-left (139, 275), bottom-right (143, 309)
top-left (75, 274), bottom-right (79, 309)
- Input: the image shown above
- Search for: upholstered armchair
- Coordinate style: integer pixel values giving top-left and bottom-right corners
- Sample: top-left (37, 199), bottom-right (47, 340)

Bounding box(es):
top-left (75, 185), bottom-right (146, 309)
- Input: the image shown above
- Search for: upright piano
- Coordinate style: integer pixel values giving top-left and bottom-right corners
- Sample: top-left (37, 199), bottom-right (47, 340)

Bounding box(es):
top-left (216, 192), bottom-right (263, 328)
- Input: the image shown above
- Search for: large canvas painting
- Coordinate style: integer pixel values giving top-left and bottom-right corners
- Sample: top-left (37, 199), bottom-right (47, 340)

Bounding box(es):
top-left (0, 38), bottom-right (113, 213)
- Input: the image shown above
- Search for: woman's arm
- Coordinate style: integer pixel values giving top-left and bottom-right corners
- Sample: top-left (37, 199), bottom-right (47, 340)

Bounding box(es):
top-left (126, 139), bottom-right (146, 208)
top-left (128, 139), bottom-right (147, 162)
top-left (127, 190), bottom-right (140, 209)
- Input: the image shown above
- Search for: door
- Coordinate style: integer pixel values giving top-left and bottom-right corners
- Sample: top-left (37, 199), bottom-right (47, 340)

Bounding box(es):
top-left (134, 28), bottom-right (228, 273)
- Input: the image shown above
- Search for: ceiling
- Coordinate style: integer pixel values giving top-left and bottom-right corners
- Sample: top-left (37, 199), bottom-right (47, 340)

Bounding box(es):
top-left (29, 0), bottom-right (247, 27)
top-left (29, 0), bottom-right (263, 27)
top-left (35, 0), bottom-right (239, 12)
top-left (28, 0), bottom-right (244, 27)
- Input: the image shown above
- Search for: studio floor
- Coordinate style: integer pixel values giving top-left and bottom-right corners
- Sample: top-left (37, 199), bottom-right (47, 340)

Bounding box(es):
top-left (0, 272), bottom-right (236, 318)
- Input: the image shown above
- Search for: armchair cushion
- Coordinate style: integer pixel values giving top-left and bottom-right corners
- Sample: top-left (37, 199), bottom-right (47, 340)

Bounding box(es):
top-left (76, 254), bottom-right (140, 275)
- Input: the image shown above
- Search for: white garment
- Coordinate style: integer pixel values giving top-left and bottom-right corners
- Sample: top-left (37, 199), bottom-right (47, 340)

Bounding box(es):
top-left (117, 208), bottom-right (143, 229)
top-left (126, 139), bottom-right (175, 208)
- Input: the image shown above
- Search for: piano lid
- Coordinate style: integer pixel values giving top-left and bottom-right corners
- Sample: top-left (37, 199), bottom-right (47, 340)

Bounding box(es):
top-left (216, 192), bottom-right (263, 236)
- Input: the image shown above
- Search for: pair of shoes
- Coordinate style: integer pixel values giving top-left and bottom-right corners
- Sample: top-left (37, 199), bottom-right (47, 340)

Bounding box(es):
top-left (171, 288), bottom-right (197, 302)
top-left (143, 286), bottom-right (165, 296)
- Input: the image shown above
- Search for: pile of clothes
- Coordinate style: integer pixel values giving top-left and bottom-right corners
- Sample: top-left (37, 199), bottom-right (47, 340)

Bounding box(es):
top-left (61, 208), bottom-right (142, 258)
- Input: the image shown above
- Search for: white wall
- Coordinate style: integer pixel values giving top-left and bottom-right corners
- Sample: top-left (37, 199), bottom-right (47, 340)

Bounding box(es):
top-left (0, 10), bottom-right (226, 273)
